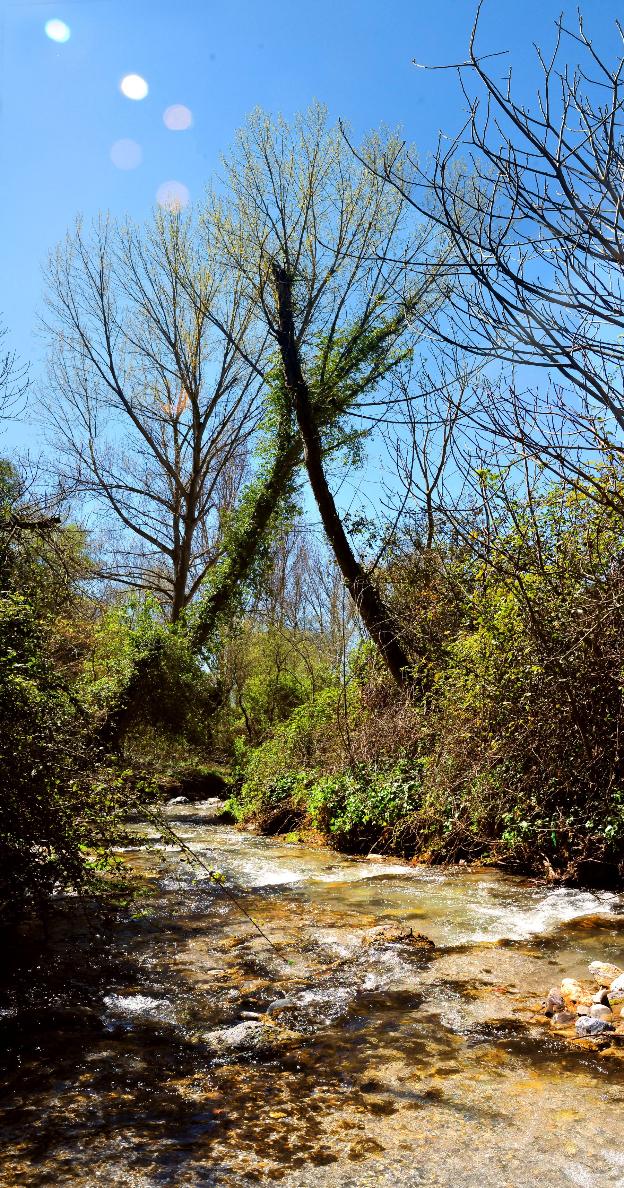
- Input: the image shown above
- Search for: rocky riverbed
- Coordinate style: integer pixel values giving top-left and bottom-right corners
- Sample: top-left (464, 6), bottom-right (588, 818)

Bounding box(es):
top-left (537, 961), bottom-right (624, 1052)
top-left (2, 802), bottom-right (624, 1186)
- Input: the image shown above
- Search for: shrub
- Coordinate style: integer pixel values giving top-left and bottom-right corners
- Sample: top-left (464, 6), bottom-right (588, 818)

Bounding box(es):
top-left (232, 481), bottom-right (624, 882)
top-left (0, 594), bottom-right (134, 918)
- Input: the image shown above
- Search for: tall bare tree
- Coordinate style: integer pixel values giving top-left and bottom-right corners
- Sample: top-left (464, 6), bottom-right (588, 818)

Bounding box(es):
top-left (204, 104), bottom-right (447, 690)
top-left (0, 321), bottom-right (27, 424)
top-left (44, 212), bottom-right (262, 621)
top-left (382, 9), bottom-right (624, 506)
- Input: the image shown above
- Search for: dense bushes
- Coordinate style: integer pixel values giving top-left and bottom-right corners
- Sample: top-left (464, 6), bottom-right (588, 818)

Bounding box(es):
top-left (0, 465), bottom-right (143, 919)
top-left (217, 620), bottom-right (337, 749)
top-left (229, 482), bottom-right (624, 883)
top-left (0, 593), bottom-right (136, 917)
top-left (89, 594), bottom-right (224, 766)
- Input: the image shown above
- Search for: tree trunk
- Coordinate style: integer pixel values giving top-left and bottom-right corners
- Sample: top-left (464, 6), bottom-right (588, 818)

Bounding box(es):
top-left (271, 262), bottom-right (414, 693)
top-left (189, 427), bottom-right (302, 654)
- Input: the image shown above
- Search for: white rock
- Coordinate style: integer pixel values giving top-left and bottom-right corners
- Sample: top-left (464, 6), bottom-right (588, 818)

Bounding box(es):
top-left (575, 1015), bottom-right (614, 1038)
top-left (590, 1004), bottom-right (613, 1021)
top-left (561, 978), bottom-right (583, 1002)
top-left (609, 973), bottom-right (624, 995)
top-left (588, 961), bottom-right (623, 985)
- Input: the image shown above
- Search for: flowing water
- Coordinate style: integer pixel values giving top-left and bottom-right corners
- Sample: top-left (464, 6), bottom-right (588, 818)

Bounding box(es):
top-left (2, 802), bottom-right (624, 1187)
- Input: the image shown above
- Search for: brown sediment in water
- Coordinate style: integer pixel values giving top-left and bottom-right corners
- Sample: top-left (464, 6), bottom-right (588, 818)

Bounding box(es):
top-left (1, 811), bottom-right (624, 1186)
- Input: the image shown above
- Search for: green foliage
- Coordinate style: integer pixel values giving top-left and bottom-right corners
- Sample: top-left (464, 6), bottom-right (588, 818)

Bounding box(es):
top-left (228, 687), bottom-right (342, 819)
top-left (0, 461), bottom-right (146, 919)
top-left (229, 665), bottom-right (424, 849)
top-left (88, 593), bottom-right (224, 764)
top-left (304, 760), bottom-right (423, 841)
top-left (189, 373), bottom-right (301, 653)
top-left (219, 618), bottom-right (338, 751)
top-left (231, 479), bottom-right (624, 879)
top-left (0, 591), bottom-right (134, 917)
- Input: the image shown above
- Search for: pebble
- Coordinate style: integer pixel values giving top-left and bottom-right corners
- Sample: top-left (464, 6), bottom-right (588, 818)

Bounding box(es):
top-left (543, 963), bottom-right (624, 1041)
top-left (363, 925), bottom-right (435, 950)
top-left (266, 997), bottom-right (298, 1017)
top-left (200, 1019), bottom-right (301, 1056)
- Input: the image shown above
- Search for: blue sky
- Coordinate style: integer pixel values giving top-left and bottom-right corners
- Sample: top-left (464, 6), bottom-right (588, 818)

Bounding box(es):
top-left (1, 0), bottom-right (622, 454)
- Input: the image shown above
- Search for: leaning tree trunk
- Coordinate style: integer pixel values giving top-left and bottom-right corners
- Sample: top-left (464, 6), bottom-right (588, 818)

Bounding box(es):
top-left (271, 262), bottom-right (414, 693)
top-left (188, 425), bottom-right (302, 654)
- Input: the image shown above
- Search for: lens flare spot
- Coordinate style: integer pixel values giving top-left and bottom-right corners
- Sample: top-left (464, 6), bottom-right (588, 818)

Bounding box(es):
top-left (163, 104), bottom-right (193, 132)
top-left (156, 180), bottom-right (190, 211)
top-left (120, 74), bottom-right (149, 101)
top-left (110, 139), bottom-right (143, 170)
top-left (45, 18), bottom-right (71, 43)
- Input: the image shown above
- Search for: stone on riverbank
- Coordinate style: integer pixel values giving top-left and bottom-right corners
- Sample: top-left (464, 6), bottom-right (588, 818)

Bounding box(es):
top-left (588, 961), bottom-right (623, 986)
top-left (539, 964), bottom-right (624, 1051)
top-left (551, 1010), bottom-right (576, 1026)
top-left (561, 978), bottom-right (584, 1005)
top-left (543, 988), bottom-right (564, 1016)
top-left (609, 974), bottom-right (624, 1000)
top-left (589, 1004), bottom-right (613, 1022)
top-left (576, 1015), bottom-right (615, 1038)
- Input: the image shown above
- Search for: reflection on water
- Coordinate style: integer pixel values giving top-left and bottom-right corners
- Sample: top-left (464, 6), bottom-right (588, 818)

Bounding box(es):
top-left (1, 805), bottom-right (624, 1186)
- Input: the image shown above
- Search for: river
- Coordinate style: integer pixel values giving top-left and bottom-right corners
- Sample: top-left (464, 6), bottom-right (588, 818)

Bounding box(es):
top-left (2, 801), bottom-right (624, 1186)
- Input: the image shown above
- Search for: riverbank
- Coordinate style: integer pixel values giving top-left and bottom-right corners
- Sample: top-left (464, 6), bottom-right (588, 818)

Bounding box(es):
top-left (2, 801), bottom-right (624, 1186)
top-left (230, 801), bottom-right (624, 893)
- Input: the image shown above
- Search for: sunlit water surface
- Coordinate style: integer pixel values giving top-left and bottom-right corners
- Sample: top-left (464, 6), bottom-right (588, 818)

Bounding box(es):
top-left (2, 804), bottom-right (624, 1186)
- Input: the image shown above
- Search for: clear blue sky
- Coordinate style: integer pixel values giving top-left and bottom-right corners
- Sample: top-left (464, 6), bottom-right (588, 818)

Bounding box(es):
top-left (1, 0), bottom-right (622, 453)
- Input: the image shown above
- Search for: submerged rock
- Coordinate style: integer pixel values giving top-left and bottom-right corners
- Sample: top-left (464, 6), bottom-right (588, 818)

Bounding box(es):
top-left (200, 1019), bottom-right (301, 1057)
top-left (363, 925), bottom-right (435, 950)
top-left (265, 996), bottom-right (299, 1018)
